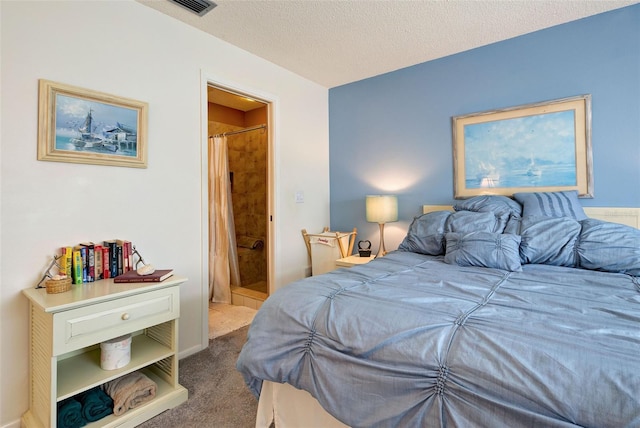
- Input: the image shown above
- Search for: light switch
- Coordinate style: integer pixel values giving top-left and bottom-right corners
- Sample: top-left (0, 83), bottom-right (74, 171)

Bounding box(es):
top-left (295, 191), bottom-right (304, 203)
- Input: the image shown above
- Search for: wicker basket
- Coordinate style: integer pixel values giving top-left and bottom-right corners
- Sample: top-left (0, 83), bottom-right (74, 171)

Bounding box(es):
top-left (45, 277), bottom-right (72, 294)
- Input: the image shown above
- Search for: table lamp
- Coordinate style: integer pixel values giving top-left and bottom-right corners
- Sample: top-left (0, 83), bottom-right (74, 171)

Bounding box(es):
top-left (366, 195), bottom-right (398, 257)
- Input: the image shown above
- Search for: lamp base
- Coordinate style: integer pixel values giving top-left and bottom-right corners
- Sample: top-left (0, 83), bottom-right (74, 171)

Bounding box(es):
top-left (376, 223), bottom-right (387, 258)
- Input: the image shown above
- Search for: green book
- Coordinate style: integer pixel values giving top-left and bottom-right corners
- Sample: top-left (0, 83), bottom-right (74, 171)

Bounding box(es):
top-left (72, 250), bottom-right (83, 284)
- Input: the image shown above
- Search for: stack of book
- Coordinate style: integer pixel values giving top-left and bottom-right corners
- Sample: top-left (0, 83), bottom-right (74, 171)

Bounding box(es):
top-left (59, 240), bottom-right (133, 285)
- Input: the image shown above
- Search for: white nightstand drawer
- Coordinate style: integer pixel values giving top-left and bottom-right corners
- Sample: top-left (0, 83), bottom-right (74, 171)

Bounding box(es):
top-left (53, 286), bottom-right (179, 355)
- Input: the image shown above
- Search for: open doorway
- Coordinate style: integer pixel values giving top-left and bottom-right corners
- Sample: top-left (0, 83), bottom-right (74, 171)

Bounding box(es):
top-left (207, 85), bottom-right (270, 310)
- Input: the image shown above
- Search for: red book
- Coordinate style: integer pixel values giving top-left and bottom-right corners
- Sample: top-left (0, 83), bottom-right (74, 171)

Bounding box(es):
top-left (94, 244), bottom-right (103, 280)
top-left (113, 269), bottom-right (174, 283)
top-left (102, 246), bottom-right (110, 279)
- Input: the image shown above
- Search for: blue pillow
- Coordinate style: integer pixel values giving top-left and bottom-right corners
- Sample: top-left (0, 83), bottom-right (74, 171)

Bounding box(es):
top-left (444, 232), bottom-right (522, 272)
top-left (519, 216), bottom-right (580, 266)
top-left (514, 190), bottom-right (587, 220)
top-left (445, 211), bottom-right (500, 233)
top-left (398, 211), bottom-right (450, 255)
top-left (454, 195), bottom-right (523, 217)
top-left (577, 219), bottom-right (640, 276)
top-left (503, 215), bottom-right (522, 235)
top-left (454, 195), bottom-right (523, 232)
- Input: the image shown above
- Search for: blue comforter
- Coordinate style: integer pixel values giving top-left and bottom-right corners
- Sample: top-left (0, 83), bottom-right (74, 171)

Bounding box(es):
top-left (237, 251), bottom-right (640, 427)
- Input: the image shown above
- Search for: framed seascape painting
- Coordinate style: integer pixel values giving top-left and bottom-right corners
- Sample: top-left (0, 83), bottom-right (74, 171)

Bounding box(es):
top-left (452, 95), bottom-right (593, 199)
top-left (38, 79), bottom-right (148, 168)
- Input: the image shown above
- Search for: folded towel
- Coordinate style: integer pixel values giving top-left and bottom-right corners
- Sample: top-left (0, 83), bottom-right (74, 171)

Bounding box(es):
top-left (76, 386), bottom-right (113, 422)
top-left (57, 398), bottom-right (86, 428)
top-left (102, 372), bottom-right (157, 416)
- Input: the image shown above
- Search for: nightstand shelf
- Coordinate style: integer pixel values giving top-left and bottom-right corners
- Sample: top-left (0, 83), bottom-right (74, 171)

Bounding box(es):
top-left (335, 254), bottom-right (376, 268)
top-left (65, 369), bottom-right (182, 428)
top-left (57, 333), bottom-right (174, 400)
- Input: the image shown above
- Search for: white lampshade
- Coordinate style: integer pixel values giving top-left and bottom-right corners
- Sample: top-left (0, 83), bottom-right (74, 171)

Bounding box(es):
top-left (366, 195), bottom-right (398, 224)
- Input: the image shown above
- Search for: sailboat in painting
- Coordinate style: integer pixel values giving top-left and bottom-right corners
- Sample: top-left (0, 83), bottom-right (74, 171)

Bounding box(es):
top-left (70, 109), bottom-right (118, 152)
top-left (476, 161), bottom-right (500, 187)
top-left (526, 157), bottom-right (542, 177)
top-left (70, 109), bottom-right (103, 148)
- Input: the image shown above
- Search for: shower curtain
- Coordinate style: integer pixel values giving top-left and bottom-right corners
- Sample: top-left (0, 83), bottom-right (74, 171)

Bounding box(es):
top-left (209, 136), bottom-right (241, 303)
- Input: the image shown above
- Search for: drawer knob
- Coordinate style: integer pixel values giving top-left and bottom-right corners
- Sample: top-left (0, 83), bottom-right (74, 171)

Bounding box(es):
top-left (121, 313), bottom-right (130, 321)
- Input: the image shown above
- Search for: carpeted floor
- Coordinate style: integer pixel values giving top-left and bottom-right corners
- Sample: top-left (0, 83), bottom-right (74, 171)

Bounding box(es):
top-left (137, 325), bottom-right (258, 428)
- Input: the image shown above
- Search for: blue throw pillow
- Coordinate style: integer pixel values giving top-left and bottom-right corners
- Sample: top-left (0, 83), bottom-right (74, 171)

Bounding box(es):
top-left (503, 215), bottom-right (522, 235)
top-left (446, 211), bottom-right (501, 234)
top-left (577, 218), bottom-right (640, 276)
top-left (454, 195), bottom-right (523, 217)
top-left (519, 216), bottom-right (580, 266)
top-left (514, 190), bottom-right (587, 220)
top-left (454, 195), bottom-right (523, 232)
top-left (398, 211), bottom-right (450, 255)
top-left (444, 232), bottom-right (522, 272)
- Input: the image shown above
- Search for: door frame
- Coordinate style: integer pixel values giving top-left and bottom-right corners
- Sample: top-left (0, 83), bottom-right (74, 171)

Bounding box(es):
top-left (200, 70), bottom-right (278, 347)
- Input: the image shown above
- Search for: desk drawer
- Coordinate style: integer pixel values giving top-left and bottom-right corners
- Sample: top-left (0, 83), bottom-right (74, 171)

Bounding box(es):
top-left (53, 286), bottom-right (179, 355)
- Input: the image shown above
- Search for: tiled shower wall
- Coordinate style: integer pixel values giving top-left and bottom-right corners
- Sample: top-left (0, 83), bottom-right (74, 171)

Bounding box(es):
top-left (211, 121), bottom-right (268, 288)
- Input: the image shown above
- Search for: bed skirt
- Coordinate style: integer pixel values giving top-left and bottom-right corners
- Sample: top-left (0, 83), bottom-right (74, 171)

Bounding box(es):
top-left (256, 381), bottom-right (348, 428)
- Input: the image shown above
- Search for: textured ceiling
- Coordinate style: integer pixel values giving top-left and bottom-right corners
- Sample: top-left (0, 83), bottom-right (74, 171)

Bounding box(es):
top-left (139, 0), bottom-right (639, 88)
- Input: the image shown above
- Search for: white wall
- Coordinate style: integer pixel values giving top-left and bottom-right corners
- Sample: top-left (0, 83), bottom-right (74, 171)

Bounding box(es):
top-left (0, 1), bottom-right (329, 426)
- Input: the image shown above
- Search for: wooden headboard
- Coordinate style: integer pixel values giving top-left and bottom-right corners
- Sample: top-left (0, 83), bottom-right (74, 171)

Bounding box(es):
top-left (422, 205), bottom-right (640, 229)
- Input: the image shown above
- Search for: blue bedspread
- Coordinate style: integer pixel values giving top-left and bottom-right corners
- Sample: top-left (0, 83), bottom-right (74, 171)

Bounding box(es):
top-left (237, 251), bottom-right (640, 427)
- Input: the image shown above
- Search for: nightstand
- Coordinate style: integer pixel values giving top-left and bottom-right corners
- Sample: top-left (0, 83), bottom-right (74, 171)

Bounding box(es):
top-left (335, 254), bottom-right (376, 268)
top-left (22, 276), bottom-right (188, 427)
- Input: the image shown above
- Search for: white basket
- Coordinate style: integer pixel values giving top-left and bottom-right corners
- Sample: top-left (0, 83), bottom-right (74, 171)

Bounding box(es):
top-left (309, 232), bottom-right (352, 275)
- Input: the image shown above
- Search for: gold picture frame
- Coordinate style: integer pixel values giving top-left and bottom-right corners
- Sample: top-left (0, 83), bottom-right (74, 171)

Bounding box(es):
top-left (452, 95), bottom-right (592, 199)
top-left (38, 79), bottom-right (148, 168)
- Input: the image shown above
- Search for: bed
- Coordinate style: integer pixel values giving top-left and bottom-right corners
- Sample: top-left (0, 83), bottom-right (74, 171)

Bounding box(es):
top-left (237, 192), bottom-right (640, 428)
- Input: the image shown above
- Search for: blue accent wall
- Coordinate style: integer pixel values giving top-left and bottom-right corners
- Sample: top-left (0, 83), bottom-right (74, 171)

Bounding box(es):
top-left (329, 4), bottom-right (640, 249)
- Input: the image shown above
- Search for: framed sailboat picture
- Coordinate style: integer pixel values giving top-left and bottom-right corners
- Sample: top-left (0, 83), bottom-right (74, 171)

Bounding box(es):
top-left (37, 79), bottom-right (148, 168)
top-left (451, 95), bottom-right (592, 199)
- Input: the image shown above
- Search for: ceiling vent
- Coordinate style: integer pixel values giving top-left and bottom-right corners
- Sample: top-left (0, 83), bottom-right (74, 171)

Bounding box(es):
top-left (168, 0), bottom-right (217, 16)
